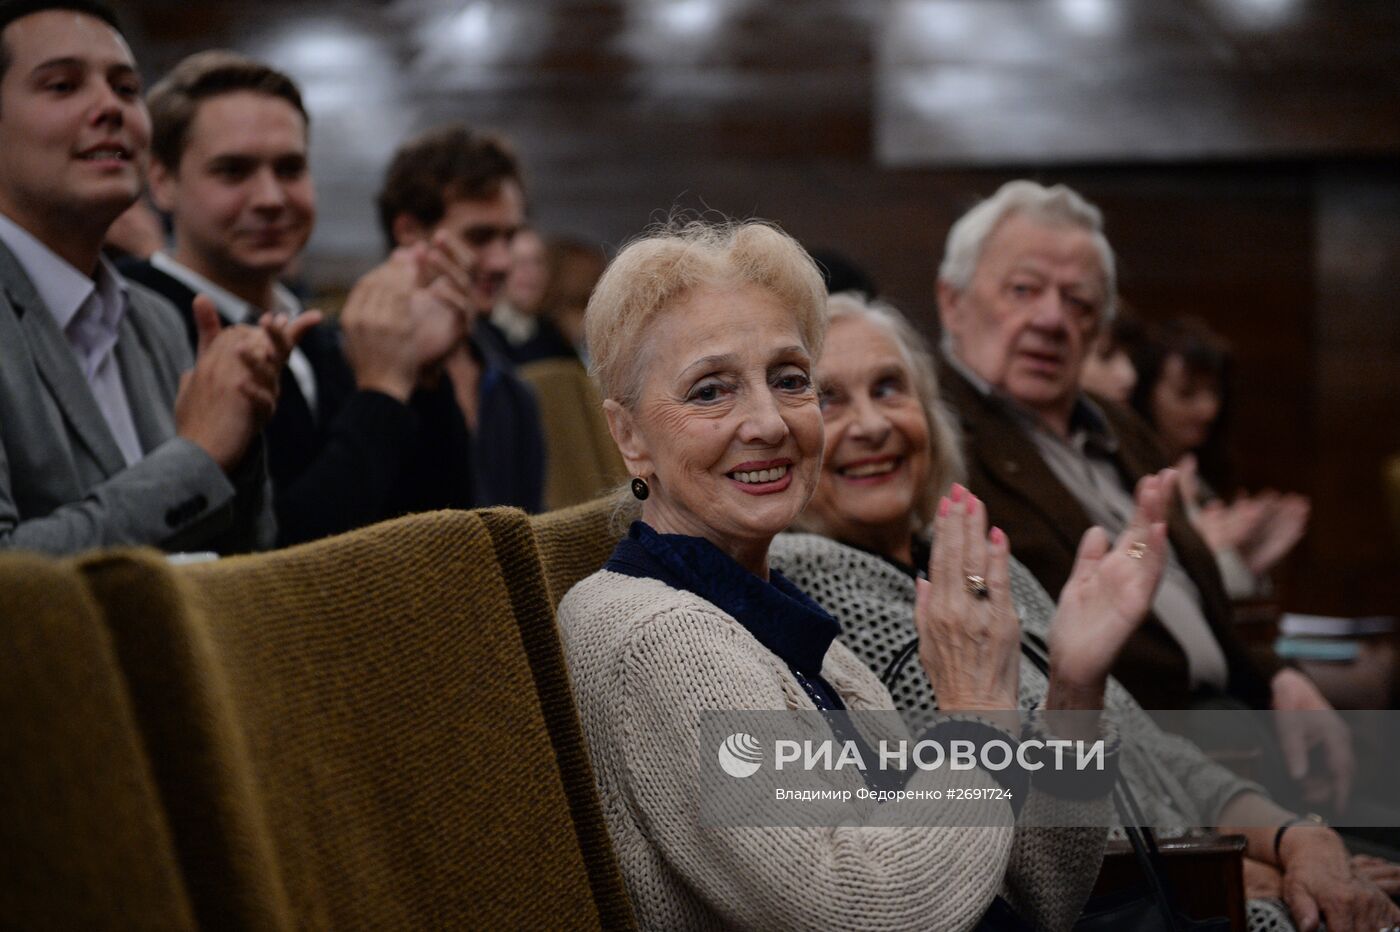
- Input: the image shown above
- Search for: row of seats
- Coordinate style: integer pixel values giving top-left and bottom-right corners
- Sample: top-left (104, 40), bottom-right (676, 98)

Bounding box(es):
top-left (1, 500), bottom-right (630, 930)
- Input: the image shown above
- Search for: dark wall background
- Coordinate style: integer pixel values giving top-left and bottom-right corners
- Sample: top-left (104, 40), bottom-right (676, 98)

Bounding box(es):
top-left (111, 0), bottom-right (1400, 614)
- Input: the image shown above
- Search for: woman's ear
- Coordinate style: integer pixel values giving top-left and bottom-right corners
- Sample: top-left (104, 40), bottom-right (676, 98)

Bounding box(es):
top-left (603, 399), bottom-right (653, 478)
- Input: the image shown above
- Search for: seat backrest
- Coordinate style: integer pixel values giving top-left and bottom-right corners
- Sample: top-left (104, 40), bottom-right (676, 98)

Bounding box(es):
top-left (77, 508), bottom-right (634, 930)
top-left (530, 496), bottom-right (626, 609)
top-left (474, 508), bottom-right (634, 928)
top-left (518, 358), bottom-right (626, 510)
top-left (0, 552), bottom-right (196, 931)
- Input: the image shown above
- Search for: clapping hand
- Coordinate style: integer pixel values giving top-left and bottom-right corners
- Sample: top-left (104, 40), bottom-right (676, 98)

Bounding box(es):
top-left (176, 295), bottom-right (320, 471)
top-left (1239, 490), bottom-right (1310, 575)
top-left (915, 484), bottom-right (1020, 713)
top-left (1045, 468), bottom-right (1174, 708)
top-left (1179, 455), bottom-right (1309, 574)
top-left (341, 231), bottom-right (474, 401)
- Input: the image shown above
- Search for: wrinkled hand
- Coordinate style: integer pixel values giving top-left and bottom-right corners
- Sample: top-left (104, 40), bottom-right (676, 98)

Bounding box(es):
top-left (916, 484), bottom-right (1020, 712)
top-left (1239, 491), bottom-right (1310, 575)
top-left (1279, 827), bottom-right (1400, 932)
top-left (1244, 857), bottom-right (1284, 900)
top-left (1244, 852), bottom-right (1400, 901)
top-left (1046, 468), bottom-right (1173, 706)
top-left (1350, 854), bottom-right (1400, 896)
top-left (1272, 667), bottom-right (1354, 812)
top-left (341, 233), bottom-right (473, 401)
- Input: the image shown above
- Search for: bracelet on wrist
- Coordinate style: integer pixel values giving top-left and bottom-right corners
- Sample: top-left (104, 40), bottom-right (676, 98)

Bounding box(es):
top-left (1273, 813), bottom-right (1326, 863)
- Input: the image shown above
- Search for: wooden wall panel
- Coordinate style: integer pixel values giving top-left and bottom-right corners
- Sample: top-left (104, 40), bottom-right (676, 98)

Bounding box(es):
top-left (1310, 168), bottom-right (1400, 614)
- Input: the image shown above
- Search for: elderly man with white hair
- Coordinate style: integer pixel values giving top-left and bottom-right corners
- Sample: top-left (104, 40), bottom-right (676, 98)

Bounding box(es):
top-left (933, 180), bottom-right (1353, 812)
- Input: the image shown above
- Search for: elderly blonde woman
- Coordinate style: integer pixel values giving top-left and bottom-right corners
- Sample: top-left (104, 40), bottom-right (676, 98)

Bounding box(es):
top-left (771, 291), bottom-right (1400, 932)
top-left (557, 220), bottom-right (1147, 931)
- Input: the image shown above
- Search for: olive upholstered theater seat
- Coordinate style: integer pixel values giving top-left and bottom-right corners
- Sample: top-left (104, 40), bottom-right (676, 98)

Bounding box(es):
top-left (0, 552), bottom-right (197, 930)
top-left (518, 359), bottom-right (626, 511)
top-left (529, 496), bottom-right (626, 611)
top-left (2, 508), bottom-right (633, 929)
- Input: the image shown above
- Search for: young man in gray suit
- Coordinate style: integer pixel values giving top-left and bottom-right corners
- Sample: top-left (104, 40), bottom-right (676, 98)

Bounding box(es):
top-left (0, 0), bottom-right (312, 554)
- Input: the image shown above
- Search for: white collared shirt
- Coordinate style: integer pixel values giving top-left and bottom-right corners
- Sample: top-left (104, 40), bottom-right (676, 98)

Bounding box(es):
top-left (0, 211), bottom-right (145, 466)
top-left (490, 300), bottom-right (538, 346)
top-left (150, 251), bottom-right (318, 416)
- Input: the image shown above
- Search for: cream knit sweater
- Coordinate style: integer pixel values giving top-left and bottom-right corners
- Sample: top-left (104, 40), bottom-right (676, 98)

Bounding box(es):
top-left (559, 568), bottom-right (1108, 931)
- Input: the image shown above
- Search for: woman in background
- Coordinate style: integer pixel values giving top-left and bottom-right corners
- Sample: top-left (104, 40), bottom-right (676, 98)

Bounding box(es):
top-left (1079, 299), bottom-right (1139, 405)
top-left (772, 291), bottom-right (1400, 932)
top-left (1123, 316), bottom-right (1309, 597)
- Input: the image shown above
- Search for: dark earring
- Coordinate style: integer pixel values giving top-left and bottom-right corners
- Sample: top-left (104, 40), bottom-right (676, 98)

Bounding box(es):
top-left (630, 476), bottom-right (650, 501)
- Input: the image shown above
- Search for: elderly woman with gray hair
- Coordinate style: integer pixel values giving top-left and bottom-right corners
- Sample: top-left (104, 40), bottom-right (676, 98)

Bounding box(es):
top-left (556, 219), bottom-right (1159, 930)
top-left (771, 290), bottom-right (1400, 932)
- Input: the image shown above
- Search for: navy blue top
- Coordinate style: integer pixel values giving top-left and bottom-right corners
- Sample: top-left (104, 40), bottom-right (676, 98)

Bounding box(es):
top-left (605, 521), bottom-right (848, 711)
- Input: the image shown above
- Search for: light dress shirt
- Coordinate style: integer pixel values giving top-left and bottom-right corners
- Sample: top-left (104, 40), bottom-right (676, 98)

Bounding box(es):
top-left (149, 251), bottom-right (318, 416)
top-left (942, 342), bottom-right (1230, 691)
top-left (0, 212), bottom-right (145, 466)
top-left (489, 300), bottom-right (538, 346)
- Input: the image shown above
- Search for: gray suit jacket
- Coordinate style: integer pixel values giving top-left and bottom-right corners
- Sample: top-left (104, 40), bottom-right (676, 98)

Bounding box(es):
top-left (0, 240), bottom-right (274, 554)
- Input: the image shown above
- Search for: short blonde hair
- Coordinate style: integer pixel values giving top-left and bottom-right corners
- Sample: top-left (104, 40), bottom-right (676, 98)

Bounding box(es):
top-left (821, 291), bottom-right (965, 529)
top-left (586, 218), bottom-right (828, 407)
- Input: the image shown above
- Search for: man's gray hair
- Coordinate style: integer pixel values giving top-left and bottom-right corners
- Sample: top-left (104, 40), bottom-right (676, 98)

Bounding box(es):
top-left (938, 180), bottom-right (1118, 322)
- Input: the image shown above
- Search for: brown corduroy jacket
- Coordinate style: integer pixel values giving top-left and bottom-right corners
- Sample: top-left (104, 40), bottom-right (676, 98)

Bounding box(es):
top-left (938, 358), bottom-right (1283, 711)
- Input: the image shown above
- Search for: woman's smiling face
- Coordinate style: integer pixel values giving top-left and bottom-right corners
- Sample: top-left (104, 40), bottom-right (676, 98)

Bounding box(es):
top-left (613, 282), bottom-right (824, 570)
top-left (807, 314), bottom-right (932, 550)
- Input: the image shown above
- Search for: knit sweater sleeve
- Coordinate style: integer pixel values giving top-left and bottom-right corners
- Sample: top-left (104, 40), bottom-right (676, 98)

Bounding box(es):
top-left (1006, 553), bottom-right (1264, 827)
top-left (823, 642), bottom-right (1109, 932)
top-left (1110, 689), bottom-right (1267, 825)
top-left (774, 535), bottom-right (1112, 930)
top-left (594, 590), bottom-right (1018, 931)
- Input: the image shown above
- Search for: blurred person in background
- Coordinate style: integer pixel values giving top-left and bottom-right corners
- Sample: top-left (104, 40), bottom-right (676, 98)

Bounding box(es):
top-left (102, 195), bottom-right (164, 262)
top-left (1078, 299), bottom-right (1138, 405)
top-left (540, 234), bottom-right (604, 365)
top-left (376, 123), bottom-right (545, 513)
top-left (935, 180), bottom-right (1352, 813)
top-left (774, 291), bottom-right (1400, 932)
top-left (483, 226), bottom-right (577, 364)
top-left (1122, 315), bottom-right (1310, 598)
top-left (125, 50), bottom-right (476, 546)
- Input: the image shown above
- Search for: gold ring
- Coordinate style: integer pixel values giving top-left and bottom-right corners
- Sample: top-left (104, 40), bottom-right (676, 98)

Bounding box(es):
top-left (1126, 540), bottom-right (1148, 560)
top-left (965, 574), bottom-right (989, 599)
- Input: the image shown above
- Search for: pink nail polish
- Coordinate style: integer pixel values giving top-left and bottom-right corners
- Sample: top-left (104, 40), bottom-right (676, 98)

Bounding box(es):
top-left (938, 497), bottom-right (950, 517)
top-left (990, 527), bottom-right (1005, 545)
top-left (950, 483), bottom-right (964, 503)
